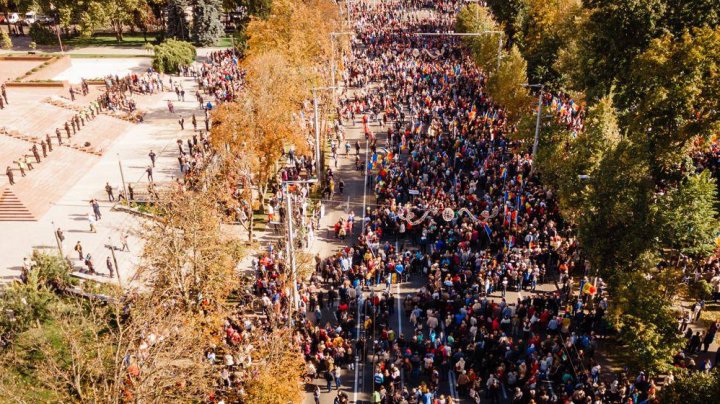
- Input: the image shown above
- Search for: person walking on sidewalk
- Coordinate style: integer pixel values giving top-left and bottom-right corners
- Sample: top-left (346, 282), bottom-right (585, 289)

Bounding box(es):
top-left (74, 241), bottom-right (83, 260)
top-left (106, 256), bottom-right (114, 278)
top-left (6, 166), bottom-right (14, 185)
top-left (105, 182), bottom-right (115, 202)
top-left (148, 150), bottom-right (156, 167)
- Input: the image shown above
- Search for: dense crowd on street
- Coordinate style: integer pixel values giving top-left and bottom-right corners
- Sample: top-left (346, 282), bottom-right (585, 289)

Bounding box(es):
top-left (264, 1), bottom-right (667, 403)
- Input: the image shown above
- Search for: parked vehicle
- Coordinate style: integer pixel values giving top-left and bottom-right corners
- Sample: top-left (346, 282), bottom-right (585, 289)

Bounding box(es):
top-left (7, 13), bottom-right (20, 24)
top-left (24, 11), bottom-right (37, 25)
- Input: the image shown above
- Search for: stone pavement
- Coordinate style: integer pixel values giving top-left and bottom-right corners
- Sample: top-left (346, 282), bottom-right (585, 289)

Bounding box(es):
top-left (0, 64), bottom-right (208, 287)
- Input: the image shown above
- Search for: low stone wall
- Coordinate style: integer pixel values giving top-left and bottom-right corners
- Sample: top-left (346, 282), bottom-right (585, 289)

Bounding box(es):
top-left (5, 81), bottom-right (68, 88)
top-left (22, 56), bottom-right (71, 81)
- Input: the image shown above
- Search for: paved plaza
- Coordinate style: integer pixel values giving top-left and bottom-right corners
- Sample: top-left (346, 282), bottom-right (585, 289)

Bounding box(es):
top-left (0, 56), bottom-right (205, 286)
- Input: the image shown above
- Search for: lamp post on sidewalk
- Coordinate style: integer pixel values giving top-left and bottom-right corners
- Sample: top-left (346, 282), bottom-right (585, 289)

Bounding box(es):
top-left (311, 86), bottom-right (337, 184)
top-left (117, 154), bottom-right (129, 206)
top-left (523, 83), bottom-right (545, 174)
top-left (282, 178), bottom-right (317, 322)
top-left (107, 236), bottom-right (122, 289)
top-left (51, 220), bottom-right (63, 258)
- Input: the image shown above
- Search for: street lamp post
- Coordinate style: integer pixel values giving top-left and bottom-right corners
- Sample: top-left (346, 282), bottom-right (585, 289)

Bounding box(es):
top-left (361, 139), bottom-right (370, 235)
top-left (311, 86), bottom-right (337, 184)
top-left (282, 178), bottom-right (317, 322)
top-left (523, 83), bottom-right (544, 174)
top-left (413, 31), bottom-right (504, 72)
top-left (51, 221), bottom-right (63, 257)
top-left (117, 154), bottom-right (129, 206)
top-left (107, 236), bottom-right (122, 288)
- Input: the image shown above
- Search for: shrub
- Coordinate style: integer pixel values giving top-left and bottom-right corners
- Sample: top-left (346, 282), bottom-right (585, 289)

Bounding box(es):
top-left (29, 24), bottom-right (56, 46)
top-left (152, 39), bottom-right (196, 73)
top-left (690, 279), bottom-right (713, 300)
top-left (660, 369), bottom-right (720, 404)
top-left (0, 30), bottom-right (12, 50)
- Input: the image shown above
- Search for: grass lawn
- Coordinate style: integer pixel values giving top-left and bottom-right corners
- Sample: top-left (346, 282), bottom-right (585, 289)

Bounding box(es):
top-left (64, 33), bottom-right (152, 47)
top-left (216, 36), bottom-right (234, 48)
top-left (63, 34), bottom-right (235, 48)
top-left (69, 53), bottom-right (151, 58)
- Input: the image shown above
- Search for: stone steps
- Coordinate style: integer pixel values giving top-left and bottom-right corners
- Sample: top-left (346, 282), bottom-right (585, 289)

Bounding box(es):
top-left (0, 188), bottom-right (35, 221)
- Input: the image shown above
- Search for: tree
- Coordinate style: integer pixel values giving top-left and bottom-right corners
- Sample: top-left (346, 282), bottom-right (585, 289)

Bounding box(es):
top-left (245, 0), bottom-right (339, 77)
top-left (166, 0), bottom-right (190, 40)
top-left (623, 27), bottom-right (720, 173)
top-left (660, 369), bottom-right (720, 404)
top-left (152, 39), bottom-right (196, 73)
top-left (192, 0), bottom-right (224, 46)
top-left (567, 0), bottom-right (667, 100)
top-left (610, 271), bottom-right (685, 372)
top-left (655, 171), bottom-right (720, 259)
top-left (455, 4), bottom-right (504, 74)
top-left (485, 45), bottom-right (533, 123)
top-left (210, 51), bottom-right (310, 215)
top-left (106, 0), bottom-right (144, 41)
top-left (485, 0), bottom-right (528, 40)
top-left (242, 328), bottom-right (305, 403)
top-left (138, 187), bottom-right (240, 313)
top-left (578, 140), bottom-right (655, 275)
top-left (0, 29), bottom-right (11, 49)
top-left (520, 0), bottom-right (582, 85)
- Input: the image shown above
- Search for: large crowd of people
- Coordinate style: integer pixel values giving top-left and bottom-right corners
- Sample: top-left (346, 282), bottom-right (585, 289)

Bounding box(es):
top-left (262, 1), bottom-right (670, 403)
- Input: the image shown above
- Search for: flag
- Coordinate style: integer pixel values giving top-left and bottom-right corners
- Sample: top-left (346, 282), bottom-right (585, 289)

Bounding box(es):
top-left (500, 167), bottom-right (507, 180)
top-left (483, 223), bottom-right (493, 236)
top-left (582, 282), bottom-right (597, 295)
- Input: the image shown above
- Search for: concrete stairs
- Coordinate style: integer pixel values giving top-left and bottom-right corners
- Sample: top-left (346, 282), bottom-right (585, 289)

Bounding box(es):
top-left (0, 188), bottom-right (35, 221)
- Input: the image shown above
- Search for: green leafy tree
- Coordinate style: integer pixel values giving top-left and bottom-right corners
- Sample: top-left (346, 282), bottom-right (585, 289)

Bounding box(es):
top-left (166, 0), bottom-right (190, 40)
top-left (655, 171), bottom-right (720, 259)
top-left (455, 4), bottom-right (504, 73)
top-left (660, 369), bottom-right (720, 403)
top-left (578, 140), bottom-right (655, 275)
top-left (485, 45), bottom-right (533, 123)
top-left (485, 0), bottom-right (528, 45)
top-left (0, 271), bottom-right (57, 339)
top-left (0, 28), bottom-right (11, 49)
top-left (520, 0), bottom-right (582, 86)
top-left (623, 27), bottom-right (720, 173)
top-left (192, 0), bottom-right (224, 46)
top-left (569, 0), bottom-right (667, 99)
top-left (610, 271), bottom-right (685, 372)
top-left (152, 39), bottom-right (196, 73)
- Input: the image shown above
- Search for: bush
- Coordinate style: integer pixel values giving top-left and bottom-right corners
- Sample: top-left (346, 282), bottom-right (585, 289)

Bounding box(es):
top-left (152, 39), bottom-right (196, 73)
top-left (660, 369), bottom-right (720, 404)
top-left (0, 30), bottom-right (12, 50)
top-left (29, 24), bottom-right (56, 46)
top-left (30, 251), bottom-right (75, 291)
top-left (690, 279), bottom-right (713, 300)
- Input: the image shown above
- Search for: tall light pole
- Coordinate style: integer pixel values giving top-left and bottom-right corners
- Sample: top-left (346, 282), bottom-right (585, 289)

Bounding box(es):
top-left (312, 86), bottom-right (337, 184)
top-left (523, 83), bottom-right (544, 174)
top-left (117, 154), bottom-right (128, 206)
top-left (51, 220), bottom-right (63, 258)
top-left (361, 139), bottom-right (370, 235)
top-left (282, 179), bottom-right (317, 321)
top-left (107, 236), bottom-right (122, 288)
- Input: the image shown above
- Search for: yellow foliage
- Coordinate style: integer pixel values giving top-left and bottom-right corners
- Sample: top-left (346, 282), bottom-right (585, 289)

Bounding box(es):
top-left (243, 328), bottom-right (305, 403)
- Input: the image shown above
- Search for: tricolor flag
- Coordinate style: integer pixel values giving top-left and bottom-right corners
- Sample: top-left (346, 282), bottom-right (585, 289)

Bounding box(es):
top-left (582, 282), bottom-right (597, 295)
